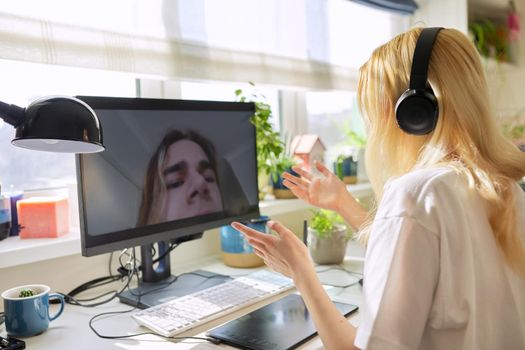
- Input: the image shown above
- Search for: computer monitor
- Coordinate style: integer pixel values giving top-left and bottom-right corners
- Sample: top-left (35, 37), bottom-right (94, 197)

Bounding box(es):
top-left (76, 96), bottom-right (260, 307)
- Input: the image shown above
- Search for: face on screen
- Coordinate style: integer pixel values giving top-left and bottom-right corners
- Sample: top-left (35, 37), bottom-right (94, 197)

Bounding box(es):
top-left (162, 139), bottom-right (223, 221)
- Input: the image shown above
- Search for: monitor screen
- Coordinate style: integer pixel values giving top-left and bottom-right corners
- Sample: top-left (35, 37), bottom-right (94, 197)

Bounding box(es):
top-left (76, 96), bottom-right (259, 256)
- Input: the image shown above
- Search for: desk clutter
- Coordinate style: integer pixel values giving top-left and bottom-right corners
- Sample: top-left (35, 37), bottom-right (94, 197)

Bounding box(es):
top-left (0, 190), bottom-right (23, 241)
top-left (0, 336), bottom-right (25, 350)
top-left (207, 293), bottom-right (357, 350)
top-left (1, 257), bottom-right (362, 348)
top-left (17, 197), bottom-right (69, 239)
top-left (0, 186), bottom-right (69, 241)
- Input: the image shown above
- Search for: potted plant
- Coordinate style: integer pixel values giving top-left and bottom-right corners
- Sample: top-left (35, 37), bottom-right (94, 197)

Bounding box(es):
top-left (307, 209), bottom-right (352, 265)
top-left (334, 151), bottom-right (359, 185)
top-left (235, 83), bottom-right (284, 200)
top-left (269, 152), bottom-right (298, 199)
top-left (501, 112), bottom-right (525, 149)
top-left (469, 19), bottom-right (511, 63)
top-left (333, 121), bottom-right (367, 184)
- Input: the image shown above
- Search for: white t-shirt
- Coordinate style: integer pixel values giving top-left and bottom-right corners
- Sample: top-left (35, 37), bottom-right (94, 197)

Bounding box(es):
top-left (354, 167), bottom-right (525, 350)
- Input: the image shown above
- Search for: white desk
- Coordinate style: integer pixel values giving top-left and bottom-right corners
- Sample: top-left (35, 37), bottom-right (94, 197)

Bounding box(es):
top-left (0, 257), bottom-right (363, 350)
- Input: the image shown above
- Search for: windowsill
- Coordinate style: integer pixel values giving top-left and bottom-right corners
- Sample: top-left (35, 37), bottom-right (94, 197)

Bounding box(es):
top-left (0, 182), bottom-right (372, 269)
top-left (259, 181), bottom-right (373, 216)
top-left (0, 228), bottom-right (81, 269)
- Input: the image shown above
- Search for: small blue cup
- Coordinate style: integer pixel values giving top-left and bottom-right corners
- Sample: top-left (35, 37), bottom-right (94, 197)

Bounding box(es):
top-left (2, 284), bottom-right (64, 337)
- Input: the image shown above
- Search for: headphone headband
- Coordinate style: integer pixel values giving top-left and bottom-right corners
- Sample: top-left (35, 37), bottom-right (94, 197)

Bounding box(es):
top-left (395, 27), bottom-right (444, 135)
top-left (409, 27), bottom-right (443, 90)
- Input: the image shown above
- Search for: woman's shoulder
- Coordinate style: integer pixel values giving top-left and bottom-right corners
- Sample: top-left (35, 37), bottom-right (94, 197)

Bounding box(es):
top-left (377, 166), bottom-right (466, 228)
top-left (382, 166), bottom-right (460, 199)
top-left (385, 166), bottom-right (458, 196)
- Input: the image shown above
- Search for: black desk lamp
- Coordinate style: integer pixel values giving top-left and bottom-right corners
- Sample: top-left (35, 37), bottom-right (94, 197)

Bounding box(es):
top-left (0, 96), bottom-right (104, 153)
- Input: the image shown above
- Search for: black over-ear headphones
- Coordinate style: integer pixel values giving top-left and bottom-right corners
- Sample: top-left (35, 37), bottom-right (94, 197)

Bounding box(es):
top-left (395, 27), bottom-right (443, 135)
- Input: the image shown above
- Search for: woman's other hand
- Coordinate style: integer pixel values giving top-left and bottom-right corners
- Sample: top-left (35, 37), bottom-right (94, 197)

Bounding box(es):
top-left (282, 160), bottom-right (368, 230)
top-left (283, 160), bottom-right (349, 212)
top-left (231, 220), bottom-right (313, 280)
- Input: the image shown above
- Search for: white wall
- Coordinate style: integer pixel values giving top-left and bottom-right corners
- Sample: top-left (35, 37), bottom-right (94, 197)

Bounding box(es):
top-left (414, 0), bottom-right (525, 119)
top-left (412, 0), bottom-right (468, 33)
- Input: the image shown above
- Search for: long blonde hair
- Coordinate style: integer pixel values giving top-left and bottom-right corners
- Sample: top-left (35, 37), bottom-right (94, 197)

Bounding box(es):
top-left (357, 27), bottom-right (525, 275)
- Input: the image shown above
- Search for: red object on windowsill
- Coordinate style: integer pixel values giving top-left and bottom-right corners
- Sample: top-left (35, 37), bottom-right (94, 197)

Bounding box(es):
top-left (17, 196), bottom-right (70, 238)
top-left (508, 0), bottom-right (520, 42)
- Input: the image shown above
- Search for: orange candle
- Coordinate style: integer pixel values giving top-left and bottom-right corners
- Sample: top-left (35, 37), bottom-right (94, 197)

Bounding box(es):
top-left (17, 196), bottom-right (70, 238)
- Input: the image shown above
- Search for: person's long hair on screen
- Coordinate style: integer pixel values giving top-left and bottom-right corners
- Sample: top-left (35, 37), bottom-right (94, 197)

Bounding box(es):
top-left (137, 129), bottom-right (223, 227)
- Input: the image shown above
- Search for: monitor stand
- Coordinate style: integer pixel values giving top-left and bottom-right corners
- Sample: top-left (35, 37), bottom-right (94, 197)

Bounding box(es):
top-left (118, 233), bottom-right (232, 309)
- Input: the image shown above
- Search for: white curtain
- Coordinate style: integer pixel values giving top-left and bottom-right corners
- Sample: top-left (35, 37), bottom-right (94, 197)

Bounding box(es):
top-left (0, 0), bottom-right (406, 90)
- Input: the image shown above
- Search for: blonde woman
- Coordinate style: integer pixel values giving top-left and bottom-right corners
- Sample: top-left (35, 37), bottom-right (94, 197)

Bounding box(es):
top-left (232, 27), bottom-right (525, 349)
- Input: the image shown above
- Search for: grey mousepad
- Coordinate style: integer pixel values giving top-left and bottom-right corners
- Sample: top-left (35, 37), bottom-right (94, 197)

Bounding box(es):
top-left (207, 293), bottom-right (358, 350)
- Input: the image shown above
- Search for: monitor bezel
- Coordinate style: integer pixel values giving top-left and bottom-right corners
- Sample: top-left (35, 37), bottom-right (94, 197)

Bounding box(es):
top-left (75, 96), bottom-right (260, 257)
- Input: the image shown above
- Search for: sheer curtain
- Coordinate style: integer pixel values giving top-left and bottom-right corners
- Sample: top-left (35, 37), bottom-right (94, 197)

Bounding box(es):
top-left (0, 0), bottom-right (407, 89)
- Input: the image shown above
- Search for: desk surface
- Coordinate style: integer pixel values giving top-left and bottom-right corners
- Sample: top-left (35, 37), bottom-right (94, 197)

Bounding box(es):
top-left (0, 258), bottom-right (363, 350)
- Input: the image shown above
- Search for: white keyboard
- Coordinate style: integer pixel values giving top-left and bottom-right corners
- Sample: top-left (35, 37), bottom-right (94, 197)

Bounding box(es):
top-left (132, 270), bottom-right (294, 337)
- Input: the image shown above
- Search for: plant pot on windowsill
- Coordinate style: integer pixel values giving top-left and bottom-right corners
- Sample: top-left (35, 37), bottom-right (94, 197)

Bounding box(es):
top-left (271, 168), bottom-right (298, 199)
top-left (333, 155), bottom-right (358, 184)
top-left (308, 224), bottom-right (349, 265)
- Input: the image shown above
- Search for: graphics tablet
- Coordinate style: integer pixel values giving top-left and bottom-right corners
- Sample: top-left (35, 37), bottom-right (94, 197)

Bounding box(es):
top-left (207, 293), bottom-right (358, 350)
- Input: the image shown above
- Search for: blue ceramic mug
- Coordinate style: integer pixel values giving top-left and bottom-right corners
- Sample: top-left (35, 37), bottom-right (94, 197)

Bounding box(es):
top-left (221, 216), bottom-right (270, 255)
top-left (1, 284), bottom-right (64, 337)
top-left (220, 216), bottom-right (270, 267)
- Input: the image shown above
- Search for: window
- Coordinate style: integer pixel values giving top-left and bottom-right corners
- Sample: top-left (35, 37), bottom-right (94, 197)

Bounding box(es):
top-left (178, 0), bottom-right (407, 69)
top-left (180, 81), bottom-right (281, 132)
top-left (0, 0), bottom-right (408, 91)
top-left (0, 59), bottom-right (135, 191)
top-left (0, 0), bottom-right (408, 190)
top-left (325, 0), bottom-right (408, 68)
top-left (306, 91), bottom-right (365, 166)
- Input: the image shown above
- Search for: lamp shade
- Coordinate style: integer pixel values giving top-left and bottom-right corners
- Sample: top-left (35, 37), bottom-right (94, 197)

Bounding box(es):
top-left (11, 96), bottom-right (104, 153)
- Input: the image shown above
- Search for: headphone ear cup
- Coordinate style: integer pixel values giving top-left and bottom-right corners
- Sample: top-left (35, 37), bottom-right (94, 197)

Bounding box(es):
top-left (395, 89), bottom-right (438, 135)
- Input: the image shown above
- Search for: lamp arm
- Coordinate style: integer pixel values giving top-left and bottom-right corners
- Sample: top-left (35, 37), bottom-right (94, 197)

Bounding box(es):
top-left (0, 101), bottom-right (25, 127)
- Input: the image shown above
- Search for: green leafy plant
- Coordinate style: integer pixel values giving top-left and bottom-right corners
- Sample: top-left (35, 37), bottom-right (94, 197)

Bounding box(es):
top-left (309, 209), bottom-right (349, 239)
top-left (330, 119), bottom-right (366, 182)
top-left (267, 133), bottom-right (297, 183)
top-left (333, 153), bottom-right (356, 181)
top-left (235, 82), bottom-right (284, 177)
top-left (469, 19), bottom-right (510, 62)
top-left (501, 112), bottom-right (525, 145)
top-left (347, 131), bottom-right (366, 148)
top-left (503, 122), bottom-right (525, 140)
top-left (331, 118), bottom-right (367, 160)
top-left (341, 127), bottom-right (367, 149)
top-left (269, 153), bottom-right (296, 183)
top-left (18, 289), bottom-right (35, 298)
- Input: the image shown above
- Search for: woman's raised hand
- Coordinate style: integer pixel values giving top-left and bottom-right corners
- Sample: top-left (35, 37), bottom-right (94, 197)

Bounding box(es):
top-left (282, 161), bottom-right (349, 212)
top-left (231, 220), bottom-right (313, 280)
